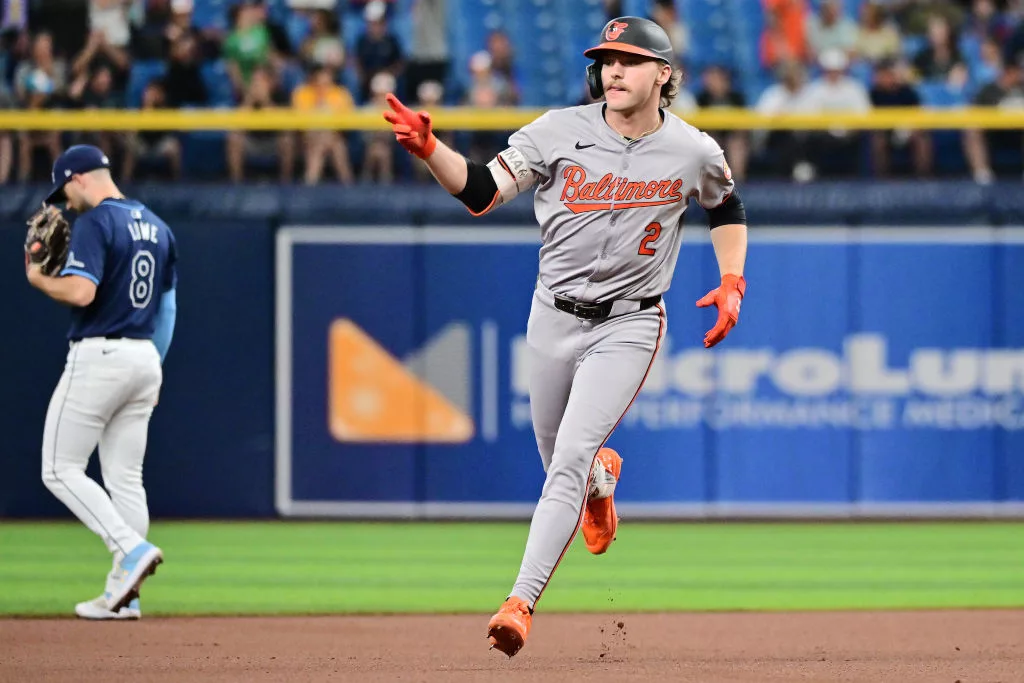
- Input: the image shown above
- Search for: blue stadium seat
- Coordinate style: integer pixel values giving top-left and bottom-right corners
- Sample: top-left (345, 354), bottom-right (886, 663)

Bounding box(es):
top-left (555, 0), bottom-right (607, 102)
top-left (339, 64), bottom-right (359, 96)
top-left (742, 70), bottom-right (774, 106)
top-left (509, 1), bottom-right (572, 105)
top-left (445, 0), bottom-right (513, 103)
top-left (265, 0), bottom-right (291, 24)
top-left (959, 34), bottom-right (983, 68)
top-left (127, 60), bottom-right (168, 108)
top-left (284, 11), bottom-right (313, 52)
top-left (280, 60), bottom-right (306, 96)
top-left (969, 62), bottom-right (1000, 95)
top-left (917, 80), bottom-right (968, 108)
top-left (620, 0), bottom-right (648, 15)
top-left (848, 60), bottom-right (874, 88)
top-left (912, 78), bottom-right (970, 175)
top-left (901, 35), bottom-right (927, 60)
top-left (686, 0), bottom-right (741, 74)
top-left (193, 0), bottom-right (229, 31)
top-left (181, 128), bottom-right (227, 179)
top-left (342, 13), bottom-right (364, 54)
top-left (391, 0), bottom-right (415, 52)
top-left (200, 59), bottom-right (236, 107)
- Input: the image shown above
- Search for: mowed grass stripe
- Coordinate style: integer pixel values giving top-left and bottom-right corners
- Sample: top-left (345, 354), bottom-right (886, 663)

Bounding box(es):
top-left (1, 521), bottom-right (1021, 616)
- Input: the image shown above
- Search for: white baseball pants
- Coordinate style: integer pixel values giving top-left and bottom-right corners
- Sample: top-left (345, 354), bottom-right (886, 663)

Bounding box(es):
top-left (41, 338), bottom-right (162, 558)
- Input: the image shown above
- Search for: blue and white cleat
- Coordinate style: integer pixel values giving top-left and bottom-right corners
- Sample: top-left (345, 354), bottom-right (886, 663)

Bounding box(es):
top-left (75, 596), bottom-right (141, 620)
top-left (106, 541), bottom-right (163, 612)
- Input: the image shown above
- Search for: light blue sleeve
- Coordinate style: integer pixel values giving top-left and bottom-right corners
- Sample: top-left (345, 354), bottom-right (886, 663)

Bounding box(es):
top-left (152, 288), bottom-right (177, 364)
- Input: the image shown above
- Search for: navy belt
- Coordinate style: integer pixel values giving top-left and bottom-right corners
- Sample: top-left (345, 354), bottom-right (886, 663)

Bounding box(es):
top-left (70, 334), bottom-right (124, 342)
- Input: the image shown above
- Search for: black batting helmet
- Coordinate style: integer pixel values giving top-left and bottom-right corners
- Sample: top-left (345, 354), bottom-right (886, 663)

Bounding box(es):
top-left (584, 17), bottom-right (674, 99)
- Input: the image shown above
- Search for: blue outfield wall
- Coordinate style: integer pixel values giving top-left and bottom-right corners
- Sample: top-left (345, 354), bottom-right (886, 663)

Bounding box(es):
top-left (1, 216), bottom-right (277, 518)
top-left (1, 181), bottom-right (1023, 519)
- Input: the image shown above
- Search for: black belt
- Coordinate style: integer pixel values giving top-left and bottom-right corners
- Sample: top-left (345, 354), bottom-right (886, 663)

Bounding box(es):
top-left (70, 334), bottom-right (124, 342)
top-left (553, 294), bottom-right (661, 320)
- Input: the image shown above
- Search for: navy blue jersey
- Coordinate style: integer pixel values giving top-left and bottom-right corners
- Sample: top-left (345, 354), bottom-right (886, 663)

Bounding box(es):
top-left (60, 198), bottom-right (178, 341)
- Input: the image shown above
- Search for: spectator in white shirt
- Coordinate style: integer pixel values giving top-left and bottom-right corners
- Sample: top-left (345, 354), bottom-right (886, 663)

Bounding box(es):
top-left (89, 0), bottom-right (132, 48)
top-left (802, 48), bottom-right (872, 178)
top-left (754, 60), bottom-right (817, 180)
top-left (756, 60), bottom-right (817, 115)
top-left (805, 48), bottom-right (872, 113)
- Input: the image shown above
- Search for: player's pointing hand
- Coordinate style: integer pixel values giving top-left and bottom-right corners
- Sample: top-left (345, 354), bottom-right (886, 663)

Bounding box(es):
top-left (697, 274), bottom-right (746, 348)
top-left (382, 93), bottom-right (437, 160)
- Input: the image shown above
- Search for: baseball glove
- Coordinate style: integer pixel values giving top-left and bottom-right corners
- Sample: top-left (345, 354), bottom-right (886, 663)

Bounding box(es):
top-left (25, 204), bottom-right (71, 276)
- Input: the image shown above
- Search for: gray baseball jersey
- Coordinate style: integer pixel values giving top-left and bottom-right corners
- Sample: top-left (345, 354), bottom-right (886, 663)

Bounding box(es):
top-left (495, 101), bottom-right (734, 302)
top-left (486, 103), bottom-right (739, 614)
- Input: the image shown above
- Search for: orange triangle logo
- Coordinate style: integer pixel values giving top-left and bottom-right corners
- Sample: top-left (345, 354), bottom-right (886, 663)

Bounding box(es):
top-left (327, 319), bottom-right (475, 443)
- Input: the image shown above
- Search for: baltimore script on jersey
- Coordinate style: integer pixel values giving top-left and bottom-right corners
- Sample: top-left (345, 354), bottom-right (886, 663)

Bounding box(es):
top-left (558, 166), bottom-right (686, 212)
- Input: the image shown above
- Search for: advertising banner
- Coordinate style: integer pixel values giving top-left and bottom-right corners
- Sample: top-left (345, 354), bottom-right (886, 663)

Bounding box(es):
top-left (276, 226), bottom-right (1024, 518)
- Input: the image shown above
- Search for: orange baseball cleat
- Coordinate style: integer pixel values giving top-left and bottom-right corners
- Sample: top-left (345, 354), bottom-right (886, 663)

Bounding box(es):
top-left (582, 447), bottom-right (622, 555)
top-left (486, 596), bottom-right (532, 657)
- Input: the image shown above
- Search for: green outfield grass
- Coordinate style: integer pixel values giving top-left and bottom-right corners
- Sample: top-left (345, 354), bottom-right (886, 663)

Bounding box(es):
top-left (1, 521), bottom-right (1022, 617)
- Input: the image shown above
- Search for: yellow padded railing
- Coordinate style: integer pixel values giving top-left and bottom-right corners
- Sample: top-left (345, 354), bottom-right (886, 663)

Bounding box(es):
top-left (1, 106), bottom-right (1022, 130)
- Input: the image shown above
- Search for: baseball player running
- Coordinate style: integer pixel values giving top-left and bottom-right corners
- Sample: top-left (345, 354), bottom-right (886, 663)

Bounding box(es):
top-left (25, 144), bottom-right (177, 620)
top-left (383, 17), bottom-right (748, 656)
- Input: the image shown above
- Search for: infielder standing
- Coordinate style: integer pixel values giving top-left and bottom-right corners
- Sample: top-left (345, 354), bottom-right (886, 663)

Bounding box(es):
top-left (384, 17), bottom-right (748, 656)
top-left (25, 144), bottom-right (176, 620)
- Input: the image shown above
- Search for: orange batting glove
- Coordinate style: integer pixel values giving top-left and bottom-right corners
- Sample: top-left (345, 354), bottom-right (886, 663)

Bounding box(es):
top-left (382, 92), bottom-right (437, 160)
top-left (696, 274), bottom-right (746, 348)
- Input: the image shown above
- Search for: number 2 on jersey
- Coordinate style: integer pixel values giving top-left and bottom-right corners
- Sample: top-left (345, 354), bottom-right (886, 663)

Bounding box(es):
top-left (130, 250), bottom-right (156, 309)
top-left (638, 222), bottom-right (662, 256)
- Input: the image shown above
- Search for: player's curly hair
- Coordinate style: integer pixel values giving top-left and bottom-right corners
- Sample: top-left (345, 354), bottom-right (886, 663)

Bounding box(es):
top-left (660, 68), bottom-right (683, 108)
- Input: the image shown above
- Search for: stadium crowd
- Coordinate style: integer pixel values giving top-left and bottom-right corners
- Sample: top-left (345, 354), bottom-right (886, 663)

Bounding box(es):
top-left (1, 0), bottom-right (1022, 185)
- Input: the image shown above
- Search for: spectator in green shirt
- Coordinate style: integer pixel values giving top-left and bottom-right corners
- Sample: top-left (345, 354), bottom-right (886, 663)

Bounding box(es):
top-left (224, 0), bottom-right (279, 98)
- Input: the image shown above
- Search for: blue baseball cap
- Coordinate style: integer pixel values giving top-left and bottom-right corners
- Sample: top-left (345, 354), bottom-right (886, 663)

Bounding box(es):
top-left (45, 145), bottom-right (112, 204)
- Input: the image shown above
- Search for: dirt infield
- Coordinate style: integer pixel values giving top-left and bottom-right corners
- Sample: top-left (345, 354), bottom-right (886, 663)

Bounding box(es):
top-left (2, 610), bottom-right (1021, 682)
